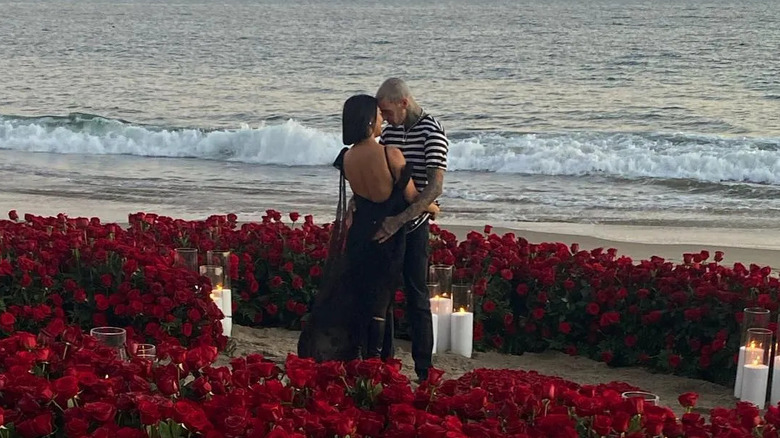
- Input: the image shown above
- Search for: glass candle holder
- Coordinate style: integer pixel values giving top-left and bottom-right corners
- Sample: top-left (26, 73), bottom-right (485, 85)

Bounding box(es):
top-left (745, 328), bottom-right (772, 365)
top-left (131, 343), bottom-right (156, 358)
top-left (90, 327), bottom-right (128, 360)
top-left (427, 282), bottom-right (441, 299)
top-left (741, 307), bottom-right (771, 345)
top-left (199, 265), bottom-right (225, 290)
top-left (621, 391), bottom-right (660, 406)
top-left (174, 248), bottom-right (199, 273)
top-left (429, 265), bottom-right (453, 297)
top-left (741, 328), bottom-right (772, 408)
top-left (452, 283), bottom-right (474, 313)
top-left (207, 250), bottom-right (232, 290)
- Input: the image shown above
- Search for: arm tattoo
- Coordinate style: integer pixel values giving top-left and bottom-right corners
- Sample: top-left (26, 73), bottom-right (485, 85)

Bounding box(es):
top-left (395, 168), bottom-right (444, 224)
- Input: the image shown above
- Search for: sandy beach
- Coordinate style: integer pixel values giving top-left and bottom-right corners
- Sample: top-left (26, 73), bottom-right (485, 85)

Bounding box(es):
top-left (217, 220), bottom-right (769, 417)
top-left (226, 324), bottom-right (733, 417)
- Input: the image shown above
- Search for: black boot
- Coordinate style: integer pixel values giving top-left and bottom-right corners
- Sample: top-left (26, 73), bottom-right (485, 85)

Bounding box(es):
top-left (365, 317), bottom-right (386, 359)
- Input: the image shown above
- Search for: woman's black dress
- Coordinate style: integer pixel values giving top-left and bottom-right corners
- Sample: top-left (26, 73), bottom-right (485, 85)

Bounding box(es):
top-left (297, 147), bottom-right (411, 361)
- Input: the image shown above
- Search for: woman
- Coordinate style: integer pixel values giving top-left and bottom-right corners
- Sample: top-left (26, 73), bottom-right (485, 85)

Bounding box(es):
top-left (297, 94), bottom-right (438, 361)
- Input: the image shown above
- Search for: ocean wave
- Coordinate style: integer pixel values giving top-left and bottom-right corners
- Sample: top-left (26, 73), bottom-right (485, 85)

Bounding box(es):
top-left (2, 113), bottom-right (780, 185)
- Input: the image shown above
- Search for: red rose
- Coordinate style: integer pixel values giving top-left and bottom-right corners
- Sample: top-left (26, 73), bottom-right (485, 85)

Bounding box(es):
top-left (8, 210), bottom-right (18, 221)
top-left (289, 212), bottom-right (301, 222)
top-left (309, 265), bottom-right (322, 278)
top-left (515, 284), bottom-right (528, 296)
top-left (16, 412), bottom-right (53, 437)
top-left (100, 273), bottom-right (113, 287)
top-left (612, 411), bottom-right (631, 433)
top-left (668, 354), bottom-right (682, 368)
top-left (592, 415), bottom-right (612, 437)
top-left (531, 308), bottom-right (545, 320)
top-left (0, 312), bottom-right (15, 327)
top-left (292, 276), bottom-right (304, 290)
top-left (600, 350), bottom-right (614, 363)
top-left (84, 402), bottom-right (117, 423)
top-left (624, 335), bottom-right (638, 348)
top-left (482, 300), bottom-right (496, 313)
top-left (173, 400), bottom-right (210, 432)
top-left (17, 332), bottom-right (37, 349)
top-left (138, 400), bottom-right (161, 425)
top-left (53, 376), bottom-right (80, 400)
top-left (64, 417), bottom-right (90, 437)
top-left (484, 225), bottom-right (492, 234)
top-left (678, 392), bottom-right (699, 409)
top-left (586, 302), bottom-right (600, 316)
top-left (94, 294), bottom-right (110, 311)
top-left (500, 269), bottom-right (513, 281)
top-left (270, 276), bottom-right (283, 288)
top-left (558, 322), bottom-right (572, 334)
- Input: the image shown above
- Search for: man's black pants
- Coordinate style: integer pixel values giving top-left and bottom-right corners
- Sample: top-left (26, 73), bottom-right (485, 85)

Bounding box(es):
top-left (381, 221), bottom-right (433, 380)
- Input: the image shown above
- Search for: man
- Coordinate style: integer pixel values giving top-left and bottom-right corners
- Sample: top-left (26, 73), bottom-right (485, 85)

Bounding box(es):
top-left (373, 77), bottom-right (448, 383)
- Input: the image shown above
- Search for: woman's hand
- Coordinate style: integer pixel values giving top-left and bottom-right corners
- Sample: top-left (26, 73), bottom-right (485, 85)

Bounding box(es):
top-left (426, 203), bottom-right (440, 220)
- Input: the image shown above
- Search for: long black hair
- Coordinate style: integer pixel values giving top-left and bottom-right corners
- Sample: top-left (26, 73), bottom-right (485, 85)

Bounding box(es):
top-left (342, 94), bottom-right (378, 145)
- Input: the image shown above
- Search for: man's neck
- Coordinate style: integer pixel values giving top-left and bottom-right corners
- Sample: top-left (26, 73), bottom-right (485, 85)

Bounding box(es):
top-left (404, 105), bottom-right (424, 130)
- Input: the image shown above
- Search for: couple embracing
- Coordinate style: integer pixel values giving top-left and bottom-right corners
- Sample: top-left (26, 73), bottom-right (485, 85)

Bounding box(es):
top-left (297, 78), bottom-right (449, 383)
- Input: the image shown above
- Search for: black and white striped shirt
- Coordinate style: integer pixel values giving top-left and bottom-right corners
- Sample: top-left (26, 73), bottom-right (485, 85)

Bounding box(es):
top-left (380, 113), bottom-right (449, 191)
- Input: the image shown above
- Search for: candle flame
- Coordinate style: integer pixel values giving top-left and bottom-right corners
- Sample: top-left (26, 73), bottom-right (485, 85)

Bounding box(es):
top-left (753, 356), bottom-right (761, 366)
top-left (459, 307), bottom-right (466, 313)
top-left (750, 340), bottom-right (757, 348)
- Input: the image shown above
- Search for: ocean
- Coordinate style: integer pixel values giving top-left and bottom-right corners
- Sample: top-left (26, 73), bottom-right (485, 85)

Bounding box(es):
top-left (2, 0), bottom-right (780, 229)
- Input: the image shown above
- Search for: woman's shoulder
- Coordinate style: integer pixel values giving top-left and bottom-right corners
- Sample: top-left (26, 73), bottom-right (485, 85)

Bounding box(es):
top-left (332, 147), bottom-right (350, 171)
top-left (384, 146), bottom-right (406, 167)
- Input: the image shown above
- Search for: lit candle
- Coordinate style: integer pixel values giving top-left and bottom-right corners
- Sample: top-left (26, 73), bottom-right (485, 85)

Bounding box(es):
top-left (430, 295), bottom-right (452, 353)
top-left (450, 307), bottom-right (473, 358)
top-left (741, 356), bottom-right (769, 408)
top-left (735, 342), bottom-right (765, 398)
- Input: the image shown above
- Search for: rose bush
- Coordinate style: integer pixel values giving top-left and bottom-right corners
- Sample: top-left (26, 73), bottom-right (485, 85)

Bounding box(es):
top-left (2, 329), bottom-right (780, 438)
top-left (3, 210), bottom-right (779, 386)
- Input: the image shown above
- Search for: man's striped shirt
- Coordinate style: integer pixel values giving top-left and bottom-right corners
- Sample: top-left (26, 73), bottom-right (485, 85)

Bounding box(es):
top-left (380, 113), bottom-right (449, 191)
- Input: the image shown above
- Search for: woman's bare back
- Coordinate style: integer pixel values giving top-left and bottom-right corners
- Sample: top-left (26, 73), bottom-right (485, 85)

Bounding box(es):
top-left (342, 140), bottom-right (397, 203)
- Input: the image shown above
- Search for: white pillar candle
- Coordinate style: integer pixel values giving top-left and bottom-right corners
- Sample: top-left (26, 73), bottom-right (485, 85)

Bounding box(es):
top-left (771, 355), bottom-right (780, 405)
top-left (736, 345), bottom-right (765, 398)
top-left (735, 346), bottom-right (746, 398)
top-left (430, 295), bottom-right (452, 353)
top-left (741, 361), bottom-right (769, 408)
top-left (221, 288), bottom-right (232, 337)
top-left (450, 309), bottom-right (473, 358)
top-left (431, 313), bottom-right (438, 354)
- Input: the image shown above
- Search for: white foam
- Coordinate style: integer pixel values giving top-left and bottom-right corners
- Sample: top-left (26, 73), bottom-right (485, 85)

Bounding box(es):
top-left (447, 132), bottom-right (780, 185)
top-left (2, 116), bottom-right (780, 185)
top-left (0, 117), bottom-right (344, 166)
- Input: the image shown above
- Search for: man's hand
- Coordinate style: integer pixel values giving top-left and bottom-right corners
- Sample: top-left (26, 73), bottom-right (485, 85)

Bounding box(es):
top-left (373, 168), bottom-right (444, 243)
top-left (374, 215), bottom-right (405, 244)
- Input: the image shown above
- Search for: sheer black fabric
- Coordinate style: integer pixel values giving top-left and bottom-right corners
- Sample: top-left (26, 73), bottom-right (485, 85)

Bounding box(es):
top-left (297, 147), bottom-right (411, 361)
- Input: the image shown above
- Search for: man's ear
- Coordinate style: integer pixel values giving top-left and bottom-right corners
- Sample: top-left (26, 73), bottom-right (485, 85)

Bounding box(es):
top-left (400, 98), bottom-right (409, 108)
